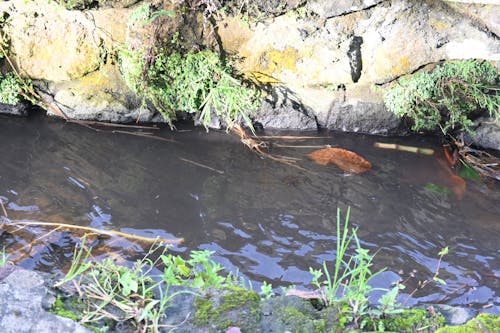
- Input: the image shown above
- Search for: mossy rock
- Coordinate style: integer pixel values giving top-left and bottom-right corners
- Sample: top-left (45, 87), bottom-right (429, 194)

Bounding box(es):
top-left (194, 287), bottom-right (262, 332)
top-left (260, 295), bottom-right (340, 333)
top-left (363, 308), bottom-right (446, 333)
top-left (435, 313), bottom-right (500, 333)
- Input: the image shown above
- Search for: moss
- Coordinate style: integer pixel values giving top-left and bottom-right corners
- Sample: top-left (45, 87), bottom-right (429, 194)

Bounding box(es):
top-left (194, 287), bottom-right (261, 331)
top-left (50, 296), bottom-right (82, 321)
top-left (435, 313), bottom-right (499, 333)
top-left (365, 308), bottom-right (446, 333)
top-left (277, 306), bottom-right (330, 333)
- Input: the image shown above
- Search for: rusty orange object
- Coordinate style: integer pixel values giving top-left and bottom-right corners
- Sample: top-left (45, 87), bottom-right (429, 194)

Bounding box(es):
top-left (307, 148), bottom-right (372, 174)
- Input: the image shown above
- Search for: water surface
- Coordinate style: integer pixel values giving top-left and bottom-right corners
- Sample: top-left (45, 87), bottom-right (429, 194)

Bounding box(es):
top-left (0, 114), bottom-right (498, 313)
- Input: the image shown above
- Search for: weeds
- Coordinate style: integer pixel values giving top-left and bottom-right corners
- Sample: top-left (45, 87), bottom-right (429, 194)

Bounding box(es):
top-left (384, 60), bottom-right (499, 135)
top-left (54, 239), bottom-right (243, 332)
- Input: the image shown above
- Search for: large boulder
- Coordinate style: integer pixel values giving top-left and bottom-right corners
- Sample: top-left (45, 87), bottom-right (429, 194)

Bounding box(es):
top-left (218, 0), bottom-right (499, 135)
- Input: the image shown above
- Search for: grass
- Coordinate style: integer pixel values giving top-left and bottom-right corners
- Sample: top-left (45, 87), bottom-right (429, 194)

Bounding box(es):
top-left (0, 246), bottom-right (9, 267)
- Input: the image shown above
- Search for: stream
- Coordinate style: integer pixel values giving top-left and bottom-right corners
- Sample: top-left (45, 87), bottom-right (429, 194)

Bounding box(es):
top-left (0, 113), bottom-right (498, 313)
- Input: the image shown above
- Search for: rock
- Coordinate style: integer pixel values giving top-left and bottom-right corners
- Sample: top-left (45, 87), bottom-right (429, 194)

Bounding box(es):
top-left (0, 103), bottom-right (28, 116)
top-left (470, 117), bottom-right (500, 151)
top-left (2, 0), bottom-right (108, 82)
top-left (222, 0), bottom-right (305, 17)
top-left (260, 295), bottom-right (338, 333)
top-left (0, 266), bottom-right (91, 333)
top-left (253, 98), bottom-right (317, 130)
top-left (40, 64), bottom-right (162, 123)
top-left (434, 304), bottom-right (476, 326)
top-left (221, 0), bottom-right (498, 135)
top-left (315, 84), bottom-right (402, 134)
top-left (306, 0), bottom-right (384, 18)
top-left (435, 313), bottom-right (499, 333)
top-left (445, 1), bottom-right (500, 37)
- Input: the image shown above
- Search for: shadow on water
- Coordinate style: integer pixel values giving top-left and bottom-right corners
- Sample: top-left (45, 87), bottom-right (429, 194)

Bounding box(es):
top-left (0, 113), bottom-right (498, 313)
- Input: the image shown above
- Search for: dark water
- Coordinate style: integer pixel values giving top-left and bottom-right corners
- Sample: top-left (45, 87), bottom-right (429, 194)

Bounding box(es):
top-left (0, 114), bottom-right (499, 313)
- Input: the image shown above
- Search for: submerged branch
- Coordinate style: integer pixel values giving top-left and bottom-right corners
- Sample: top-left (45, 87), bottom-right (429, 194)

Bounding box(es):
top-left (4, 220), bottom-right (184, 245)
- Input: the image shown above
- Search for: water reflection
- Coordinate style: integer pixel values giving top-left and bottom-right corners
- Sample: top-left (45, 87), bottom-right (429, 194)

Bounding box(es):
top-left (0, 114), bottom-right (498, 313)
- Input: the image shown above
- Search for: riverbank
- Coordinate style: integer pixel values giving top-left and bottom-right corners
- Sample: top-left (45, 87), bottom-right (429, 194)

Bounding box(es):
top-left (1, 264), bottom-right (498, 333)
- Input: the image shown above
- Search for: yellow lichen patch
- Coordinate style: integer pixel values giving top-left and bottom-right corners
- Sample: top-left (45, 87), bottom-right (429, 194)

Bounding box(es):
top-left (217, 17), bottom-right (253, 54)
top-left (244, 47), bottom-right (301, 84)
top-left (373, 47), bottom-right (413, 80)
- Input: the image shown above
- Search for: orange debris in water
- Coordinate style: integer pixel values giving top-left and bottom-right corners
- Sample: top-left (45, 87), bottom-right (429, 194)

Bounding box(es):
top-left (307, 148), bottom-right (372, 174)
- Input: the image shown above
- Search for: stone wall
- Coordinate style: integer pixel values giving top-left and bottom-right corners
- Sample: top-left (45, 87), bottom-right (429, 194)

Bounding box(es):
top-left (0, 0), bottom-right (498, 145)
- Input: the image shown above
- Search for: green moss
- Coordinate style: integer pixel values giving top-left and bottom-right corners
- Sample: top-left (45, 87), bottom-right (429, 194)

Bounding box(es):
top-left (277, 306), bottom-right (330, 333)
top-left (365, 308), bottom-right (446, 333)
top-left (194, 287), bottom-right (261, 331)
top-left (50, 296), bottom-right (82, 321)
top-left (435, 313), bottom-right (499, 333)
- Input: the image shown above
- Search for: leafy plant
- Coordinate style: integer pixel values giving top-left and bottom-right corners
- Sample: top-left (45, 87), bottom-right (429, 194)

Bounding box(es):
top-left (119, 47), bottom-right (258, 129)
top-left (384, 60), bottom-right (500, 135)
top-left (259, 281), bottom-right (275, 299)
top-left (0, 72), bottom-right (24, 105)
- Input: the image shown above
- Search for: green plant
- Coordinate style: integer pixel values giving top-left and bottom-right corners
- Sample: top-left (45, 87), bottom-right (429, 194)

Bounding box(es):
top-left (119, 46), bottom-right (258, 130)
top-left (384, 60), bottom-right (500, 135)
top-left (259, 281), bottom-right (274, 299)
top-left (0, 72), bottom-right (24, 105)
top-left (309, 208), bottom-right (404, 329)
top-left (55, 240), bottom-right (247, 332)
top-left (0, 246), bottom-right (9, 267)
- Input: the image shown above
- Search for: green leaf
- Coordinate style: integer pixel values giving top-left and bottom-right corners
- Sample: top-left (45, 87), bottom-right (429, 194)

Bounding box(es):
top-left (459, 162), bottom-right (481, 181)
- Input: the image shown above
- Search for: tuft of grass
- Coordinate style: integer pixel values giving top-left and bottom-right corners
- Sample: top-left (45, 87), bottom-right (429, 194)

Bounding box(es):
top-left (384, 60), bottom-right (500, 135)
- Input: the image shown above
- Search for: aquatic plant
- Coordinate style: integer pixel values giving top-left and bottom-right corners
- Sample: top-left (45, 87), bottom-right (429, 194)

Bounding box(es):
top-left (384, 60), bottom-right (500, 135)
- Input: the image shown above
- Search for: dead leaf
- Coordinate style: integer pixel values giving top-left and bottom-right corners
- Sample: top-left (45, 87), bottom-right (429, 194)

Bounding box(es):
top-left (307, 148), bottom-right (372, 174)
top-left (449, 174), bottom-right (466, 200)
top-left (226, 327), bottom-right (242, 333)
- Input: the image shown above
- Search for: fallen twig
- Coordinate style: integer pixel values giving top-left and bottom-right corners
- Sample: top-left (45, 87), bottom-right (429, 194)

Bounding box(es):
top-left (112, 130), bottom-right (177, 143)
top-left (273, 144), bottom-right (333, 149)
top-left (253, 135), bottom-right (330, 140)
top-left (5, 220), bottom-right (183, 245)
top-left (232, 124), bottom-right (310, 172)
top-left (179, 157), bottom-right (224, 174)
top-left (0, 198), bottom-right (8, 219)
top-left (374, 142), bottom-right (434, 155)
top-left (69, 120), bottom-right (160, 130)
